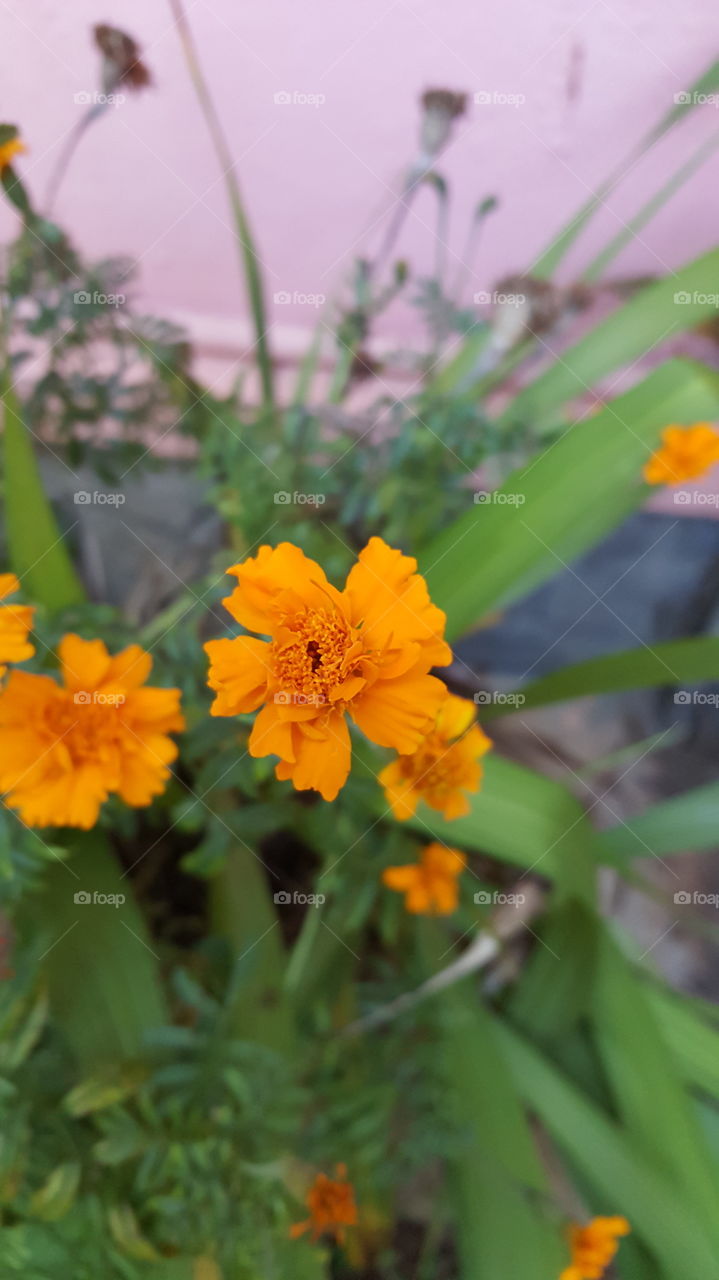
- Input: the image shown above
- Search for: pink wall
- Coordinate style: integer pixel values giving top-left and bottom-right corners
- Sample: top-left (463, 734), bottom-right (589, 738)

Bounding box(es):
top-left (2, 0), bottom-right (717, 354)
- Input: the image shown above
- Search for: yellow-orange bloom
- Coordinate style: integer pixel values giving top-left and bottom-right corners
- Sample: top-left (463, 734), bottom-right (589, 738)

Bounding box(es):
top-left (290, 1165), bottom-right (358, 1244)
top-left (643, 423), bottom-right (719, 485)
top-left (382, 842), bottom-right (466, 915)
top-left (379, 693), bottom-right (491, 820)
top-left (205, 538), bottom-right (451, 802)
top-left (0, 634), bottom-right (184, 829)
top-left (0, 135), bottom-right (26, 173)
top-left (559, 1215), bottom-right (630, 1280)
top-left (0, 574), bottom-right (34, 677)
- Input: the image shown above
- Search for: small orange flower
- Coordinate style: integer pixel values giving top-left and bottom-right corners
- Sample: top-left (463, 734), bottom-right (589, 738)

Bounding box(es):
top-left (0, 634), bottom-right (184, 829)
top-left (0, 134), bottom-right (26, 173)
top-left (382, 842), bottom-right (466, 915)
top-left (379, 693), bottom-right (491, 820)
top-left (205, 538), bottom-right (451, 802)
top-left (559, 1215), bottom-right (630, 1280)
top-left (643, 423), bottom-right (719, 485)
top-left (290, 1165), bottom-right (358, 1244)
top-left (0, 574), bottom-right (34, 677)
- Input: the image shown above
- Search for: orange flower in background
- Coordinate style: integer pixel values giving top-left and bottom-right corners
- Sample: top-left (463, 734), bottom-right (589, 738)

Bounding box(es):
top-left (0, 574), bottom-right (34, 677)
top-left (0, 133), bottom-right (26, 173)
top-left (559, 1215), bottom-right (630, 1280)
top-left (382, 842), bottom-right (466, 915)
top-left (205, 538), bottom-right (451, 802)
top-left (290, 1165), bottom-right (358, 1244)
top-left (379, 692), bottom-right (491, 821)
top-left (643, 423), bottom-right (719, 485)
top-left (0, 634), bottom-right (184, 828)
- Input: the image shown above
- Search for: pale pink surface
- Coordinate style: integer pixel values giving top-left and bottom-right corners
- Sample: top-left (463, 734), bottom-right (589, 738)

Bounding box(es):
top-left (1, 0), bottom-right (717, 344)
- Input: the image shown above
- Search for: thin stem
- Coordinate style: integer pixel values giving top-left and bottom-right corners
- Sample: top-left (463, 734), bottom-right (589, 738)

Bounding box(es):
top-left (169, 0), bottom-right (275, 412)
top-left (45, 103), bottom-right (109, 213)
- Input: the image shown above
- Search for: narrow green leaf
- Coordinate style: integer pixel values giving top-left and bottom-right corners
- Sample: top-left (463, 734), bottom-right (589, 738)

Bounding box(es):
top-left (488, 635), bottom-right (719, 717)
top-left (531, 60), bottom-right (719, 277)
top-left (2, 377), bottom-right (84, 611)
top-left (592, 931), bottom-right (719, 1236)
top-left (601, 782), bottom-right (719, 860)
top-left (501, 249), bottom-right (719, 429)
top-left (421, 360), bottom-right (719, 637)
top-left (29, 830), bottom-right (167, 1067)
top-left (495, 1019), bottom-right (718, 1278)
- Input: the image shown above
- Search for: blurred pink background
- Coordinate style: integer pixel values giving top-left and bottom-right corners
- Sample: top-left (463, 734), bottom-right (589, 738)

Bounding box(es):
top-left (2, 0), bottom-right (717, 363)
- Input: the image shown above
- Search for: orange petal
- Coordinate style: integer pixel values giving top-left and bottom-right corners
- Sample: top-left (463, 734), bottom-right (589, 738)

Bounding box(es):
top-left (205, 635), bottom-right (270, 716)
top-left (58, 634), bottom-right (111, 693)
top-left (343, 537), bottom-right (451, 667)
top-left (350, 671), bottom-right (447, 753)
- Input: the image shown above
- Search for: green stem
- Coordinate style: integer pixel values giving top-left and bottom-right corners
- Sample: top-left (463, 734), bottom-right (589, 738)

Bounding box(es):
top-left (169, 0), bottom-right (275, 412)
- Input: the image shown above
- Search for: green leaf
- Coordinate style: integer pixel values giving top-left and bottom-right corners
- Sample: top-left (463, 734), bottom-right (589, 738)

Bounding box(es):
top-left (600, 782), bottom-right (719, 860)
top-left (531, 60), bottom-right (719, 277)
top-left (495, 1019), bottom-right (718, 1278)
top-left (592, 931), bottom-right (719, 1237)
top-left (421, 360), bottom-right (719, 637)
top-left (501, 248), bottom-right (719, 429)
top-left (649, 986), bottom-right (719, 1098)
top-left (405, 753), bottom-right (584, 879)
top-left (2, 377), bottom-right (84, 611)
top-left (209, 844), bottom-right (294, 1054)
top-left (423, 927), bottom-right (563, 1279)
top-left (490, 635), bottom-right (719, 717)
top-left (28, 830), bottom-right (167, 1067)
top-left (583, 131), bottom-right (719, 283)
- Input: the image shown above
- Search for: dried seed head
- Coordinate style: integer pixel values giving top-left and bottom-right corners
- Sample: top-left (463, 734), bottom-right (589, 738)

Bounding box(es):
top-left (94, 25), bottom-right (152, 91)
top-left (419, 88), bottom-right (467, 161)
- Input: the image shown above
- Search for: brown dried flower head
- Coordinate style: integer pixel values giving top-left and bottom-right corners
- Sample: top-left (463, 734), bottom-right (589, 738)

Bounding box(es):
top-left (419, 88), bottom-right (467, 160)
top-left (94, 25), bottom-right (152, 91)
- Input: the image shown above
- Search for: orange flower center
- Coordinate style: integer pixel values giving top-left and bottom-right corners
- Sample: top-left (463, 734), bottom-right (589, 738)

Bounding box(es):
top-left (270, 608), bottom-right (364, 706)
top-left (45, 692), bottom-right (125, 765)
top-left (307, 1175), bottom-right (357, 1230)
top-left (396, 737), bottom-right (457, 797)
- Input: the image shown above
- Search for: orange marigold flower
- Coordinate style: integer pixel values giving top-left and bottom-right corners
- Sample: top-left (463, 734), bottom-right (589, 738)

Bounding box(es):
top-left (290, 1164), bottom-right (358, 1244)
top-left (378, 692), bottom-right (491, 820)
top-left (0, 634), bottom-right (184, 829)
top-left (0, 135), bottom-right (26, 173)
top-left (204, 538), bottom-right (451, 802)
top-left (382, 842), bottom-right (466, 915)
top-left (559, 1215), bottom-right (630, 1280)
top-left (0, 574), bottom-right (34, 677)
top-left (643, 423), bottom-right (719, 485)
